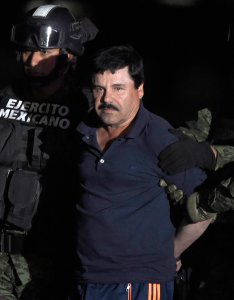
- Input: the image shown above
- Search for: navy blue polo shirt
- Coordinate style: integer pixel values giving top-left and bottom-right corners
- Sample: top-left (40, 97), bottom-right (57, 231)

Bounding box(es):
top-left (74, 103), bottom-right (206, 284)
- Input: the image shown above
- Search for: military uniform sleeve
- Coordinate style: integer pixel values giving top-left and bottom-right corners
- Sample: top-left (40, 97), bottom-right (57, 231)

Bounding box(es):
top-left (212, 145), bottom-right (234, 169)
top-left (178, 108), bottom-right (234, 170)
top-left (178, 108), bottom-right (212, 142)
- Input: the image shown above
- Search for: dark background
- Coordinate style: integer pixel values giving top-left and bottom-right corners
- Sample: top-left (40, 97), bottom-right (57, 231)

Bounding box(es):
top-left (1, 0), bottom-right (234, 126)
top-left (1, 1), bottom-right (234, 299)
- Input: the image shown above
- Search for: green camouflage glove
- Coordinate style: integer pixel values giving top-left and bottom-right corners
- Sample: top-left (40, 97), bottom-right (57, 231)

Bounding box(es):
top-left (187, 192), bottom-right (217, 223)
top-left (159, 179), bottom-right (185, 205)
top-left (209, 178), bottom-right (234, 212)
top-left (187, 178), bottom-right (234, 222)
top-left (160, 177), bottom-right (234, 223)
top-left (160, 178), bottom-right (217, 222)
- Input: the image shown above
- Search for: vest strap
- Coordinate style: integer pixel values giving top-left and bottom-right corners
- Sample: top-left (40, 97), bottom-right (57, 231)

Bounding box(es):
top-left (0, 228), bottom-right (26, 254)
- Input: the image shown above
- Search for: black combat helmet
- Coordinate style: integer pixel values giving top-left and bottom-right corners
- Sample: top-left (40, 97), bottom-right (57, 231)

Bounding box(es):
top-left (11, 4), bottom-right (98, 56)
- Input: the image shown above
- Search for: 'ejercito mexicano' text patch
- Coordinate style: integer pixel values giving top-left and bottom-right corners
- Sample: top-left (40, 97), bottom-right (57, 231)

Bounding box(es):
top-left (0, 98), bottom-right (70, 129)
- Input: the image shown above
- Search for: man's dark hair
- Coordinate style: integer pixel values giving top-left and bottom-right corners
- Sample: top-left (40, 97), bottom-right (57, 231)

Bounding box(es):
top-left (91, 44), bottom-right (144, 89)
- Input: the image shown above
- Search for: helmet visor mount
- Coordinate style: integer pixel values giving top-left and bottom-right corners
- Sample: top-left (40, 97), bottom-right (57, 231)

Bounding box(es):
top-left (11, 23), bottom-right (64, 50)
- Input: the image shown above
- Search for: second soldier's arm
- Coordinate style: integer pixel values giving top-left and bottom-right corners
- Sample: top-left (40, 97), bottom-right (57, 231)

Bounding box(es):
top-left (159, 107), bottom-right (234, 173)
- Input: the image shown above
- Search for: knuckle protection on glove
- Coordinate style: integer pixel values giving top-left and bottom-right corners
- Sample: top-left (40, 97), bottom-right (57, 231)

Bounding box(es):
top-left (167, 184), bottom-right (177, 193)
top-left (159, 179), bottom-right (168, 187)
top-left (173, 190), bottom-right (184, 202)
top-left (165, 184), bottom-right (185, 204)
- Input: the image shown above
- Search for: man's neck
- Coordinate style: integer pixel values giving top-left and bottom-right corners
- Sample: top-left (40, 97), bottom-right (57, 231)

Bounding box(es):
top-left (97, 123), bottom-right (131, 152)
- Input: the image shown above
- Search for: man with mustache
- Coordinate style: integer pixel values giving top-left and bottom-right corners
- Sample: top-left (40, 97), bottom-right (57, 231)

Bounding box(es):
top-left (69, 44), bottom-right (212, 300)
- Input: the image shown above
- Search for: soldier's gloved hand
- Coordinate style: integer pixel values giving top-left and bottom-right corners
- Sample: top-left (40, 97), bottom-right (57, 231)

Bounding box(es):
top-left (187, 177), bottom-right (234, 222)
top-left (158, 130), bottom-right (216, 175)
top-left (208, 178), bottom-right (234, 212)
top-left (187, 191), bottom-right (217, 223)
top-left (159, 179), bottom-right (185, 205)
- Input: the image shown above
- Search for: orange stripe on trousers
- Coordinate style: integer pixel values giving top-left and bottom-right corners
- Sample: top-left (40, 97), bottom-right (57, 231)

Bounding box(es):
top-left (148, 283), bottom-right (160, 300)
top-left (127, 283), bottom-right (132, 300)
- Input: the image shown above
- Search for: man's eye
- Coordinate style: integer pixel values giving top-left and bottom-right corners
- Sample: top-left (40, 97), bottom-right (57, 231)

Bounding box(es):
top-left (114, 86), bottom-right (123, 91)
top-left (93, 87), bottom-right (103, 93)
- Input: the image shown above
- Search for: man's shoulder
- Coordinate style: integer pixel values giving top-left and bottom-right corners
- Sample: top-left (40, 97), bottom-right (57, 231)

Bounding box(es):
top-left (138, 108), bottom-right (178, 154)
top-left (145, 109), bottom-right (173, 134)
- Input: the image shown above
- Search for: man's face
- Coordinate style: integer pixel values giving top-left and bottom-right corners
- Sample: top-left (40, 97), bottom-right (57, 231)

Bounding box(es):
top-left (92, 66), bottom-right (144, 128)
top-left (22, 48), bottom-right (61, 77)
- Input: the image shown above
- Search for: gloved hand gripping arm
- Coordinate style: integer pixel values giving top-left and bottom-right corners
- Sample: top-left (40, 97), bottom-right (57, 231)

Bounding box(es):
top-left (159, 179), bottom-right (217, 223)
top-left (158, 129), bottom-right (216, 175)
top-left (187, 177), bottom-right (234, 222)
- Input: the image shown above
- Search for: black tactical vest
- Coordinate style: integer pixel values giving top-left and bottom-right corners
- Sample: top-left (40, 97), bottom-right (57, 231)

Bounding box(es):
top-left (0, 80), bottom-right (88, 233)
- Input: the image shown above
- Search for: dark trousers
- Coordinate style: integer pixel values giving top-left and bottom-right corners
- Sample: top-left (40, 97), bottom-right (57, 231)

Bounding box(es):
top-left (70, 281), bottom-right (174, 300)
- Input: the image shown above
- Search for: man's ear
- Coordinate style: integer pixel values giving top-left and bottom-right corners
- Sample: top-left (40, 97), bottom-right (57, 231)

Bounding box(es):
top-left (138, 83), bottom-right (144, 100)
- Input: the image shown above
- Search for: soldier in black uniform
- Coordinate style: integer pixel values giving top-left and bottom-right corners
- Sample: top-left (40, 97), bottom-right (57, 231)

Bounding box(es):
top-left (0, 4), bottom-right (98, 300)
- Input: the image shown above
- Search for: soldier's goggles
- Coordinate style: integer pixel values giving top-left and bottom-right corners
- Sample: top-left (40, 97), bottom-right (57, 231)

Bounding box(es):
top-left (11, 24), bottom-right (64, 49)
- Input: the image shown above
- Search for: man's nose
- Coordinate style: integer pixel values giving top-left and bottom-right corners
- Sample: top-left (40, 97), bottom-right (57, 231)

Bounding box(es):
top-left (29, 51), bottom-right (42, 67)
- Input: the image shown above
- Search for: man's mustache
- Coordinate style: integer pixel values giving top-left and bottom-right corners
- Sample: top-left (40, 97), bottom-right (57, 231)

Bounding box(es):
top-left (98, 103), bottom-right (119, 111)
